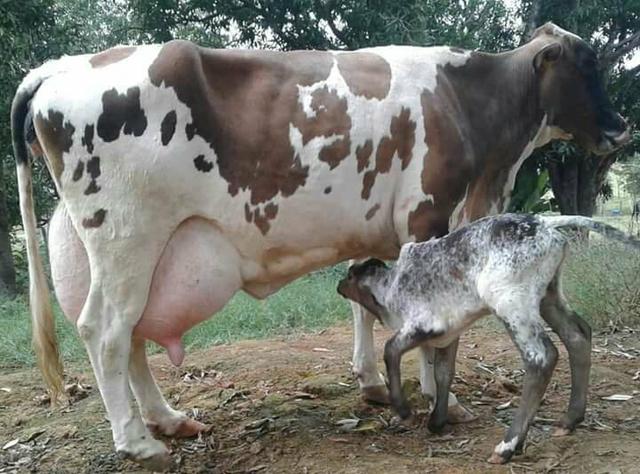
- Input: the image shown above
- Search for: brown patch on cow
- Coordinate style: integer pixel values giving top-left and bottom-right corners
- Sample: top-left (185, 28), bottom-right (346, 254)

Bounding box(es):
top-left (72, 160), bottom-right (84, 182)
top-left (148, 41), bottom-right (338, 233)
top-left (244, 202), bottom-right (279, 234)
top-left (324, 186), bottom-right (332, 194)
top-left (89, 46), bottom-right (136, 68)
top-left (82, 124), bottom-right (94, 154)
top-left (360, 108), bottom-right (416, 200)
top-left (161, 111), bottom-right (177, 146)
top-left (406, 86), bottom-right (470, 241)
top-left (356, 140), bottom-right (373, 172)
top-left (97, 87), bottom-right (147, 142)
top-left (336, 52), bottom-right (391, 100)
top-left (194, 154), bottom-right (213, 173)
top-left (84, 156), bottom-right (101, 195)
top-left (82, 209), bottom-right (107, 228)
top-left (365, 203), bottom-right (381, 220)
top-left (264, 202), bottom-right (278, 219)
top-left (292, 86), bottom-right (351, 170)
top-left (361, 170), bottom-right (376, 200)
top-left (148, 42), bottom-right (333, 208)
top-left (34, 109), bottom-right (76, 180)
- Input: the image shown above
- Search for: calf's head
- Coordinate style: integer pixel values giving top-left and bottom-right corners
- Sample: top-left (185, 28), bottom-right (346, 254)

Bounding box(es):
top-left (337, 259), bottom-right (389, 317)
top-left (531, 23), bottom-right (630, 155)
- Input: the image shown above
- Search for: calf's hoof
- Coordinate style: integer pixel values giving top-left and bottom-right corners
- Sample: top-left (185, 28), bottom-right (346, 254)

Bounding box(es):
top-left (487, 452), bottom-right (509, 464)
top-left (447, 403), bottom-right (477, 424)
top-left (361, 384), bottom-right (390, 405)
top-left (427, 417), bottom-right (447, 434)
top-left (551, 426), bottom-right (573, 437)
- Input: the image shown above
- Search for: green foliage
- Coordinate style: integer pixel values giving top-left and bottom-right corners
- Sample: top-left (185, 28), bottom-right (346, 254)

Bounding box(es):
top-left (128, 0), bottom-right (516, 50)
top-left (509, 156), bottom-right (554, 213)
top-left (614, 153), bottom-right (640, 197)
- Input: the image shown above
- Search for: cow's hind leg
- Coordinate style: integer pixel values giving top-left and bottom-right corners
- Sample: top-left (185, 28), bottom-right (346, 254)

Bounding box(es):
top-left (540, 275), bottom-right (591, 436)
top-left (489, 302), bottom-right (558, 464)
top-left (78, 259), bottom-right (171, 470)
top-left (129, 338), bottom-right (207, 438)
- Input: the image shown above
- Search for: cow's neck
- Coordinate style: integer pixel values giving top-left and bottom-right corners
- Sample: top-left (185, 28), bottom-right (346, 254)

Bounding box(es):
top-left (444, 41), bottom-right (552, 215)
top-left (458, 45), bottom-right (547, 167)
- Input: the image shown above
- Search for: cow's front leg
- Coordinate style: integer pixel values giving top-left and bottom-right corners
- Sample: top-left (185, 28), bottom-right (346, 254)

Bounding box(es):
top-left (419, 345), bottom-right (476, 423)
top-left (427, 339), bottom-right (458, 433)
top-left (351, 299), bottom-right (389, 404)
top-left (129, 338), bottom-right (208, 438)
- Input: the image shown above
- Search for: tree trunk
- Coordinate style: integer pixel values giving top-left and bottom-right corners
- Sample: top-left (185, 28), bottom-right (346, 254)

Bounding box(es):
top-left (548, 150), bottom-right (616, 217)
top-left (0, 161), bottom-right (17, 298)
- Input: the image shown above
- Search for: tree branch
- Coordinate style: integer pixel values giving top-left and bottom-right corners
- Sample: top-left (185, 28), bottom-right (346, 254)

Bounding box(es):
top-left (602, 30), bottom-right (640, 66)
top-left (523, 0), bottom-right (543, 41)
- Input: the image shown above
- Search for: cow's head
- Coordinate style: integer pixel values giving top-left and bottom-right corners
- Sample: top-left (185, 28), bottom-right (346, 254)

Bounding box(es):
top-left (532, 22), bottom-right (630, 155)
top-left (337, 259), bottom-right (389, 317)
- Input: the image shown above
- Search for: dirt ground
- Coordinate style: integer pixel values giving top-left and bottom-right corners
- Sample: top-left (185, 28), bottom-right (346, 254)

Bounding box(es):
top-left (1, 323), bottom-right (639, 474)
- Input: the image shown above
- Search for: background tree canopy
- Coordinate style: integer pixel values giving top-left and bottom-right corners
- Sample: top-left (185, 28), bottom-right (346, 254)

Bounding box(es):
top-left (1, 0), bottom-right (639, 296)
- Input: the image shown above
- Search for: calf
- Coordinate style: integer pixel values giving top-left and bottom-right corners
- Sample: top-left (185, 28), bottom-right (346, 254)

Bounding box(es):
top-left (338, 213), bottom-right (640, 464)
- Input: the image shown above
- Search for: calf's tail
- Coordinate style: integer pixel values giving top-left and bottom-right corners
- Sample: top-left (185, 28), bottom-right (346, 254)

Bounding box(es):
top-left (541, 215), bottom-right (640, 249)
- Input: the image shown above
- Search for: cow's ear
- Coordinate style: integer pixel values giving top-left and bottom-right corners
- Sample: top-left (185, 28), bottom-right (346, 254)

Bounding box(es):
top-left (533, 42), bottom-right (563, 72)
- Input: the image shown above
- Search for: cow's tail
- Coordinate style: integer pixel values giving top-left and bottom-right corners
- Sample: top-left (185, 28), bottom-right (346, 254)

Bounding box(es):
top-left (541, 215), bottom-right (640, 249)
top-left (11, 77), bottom-right (65, 403)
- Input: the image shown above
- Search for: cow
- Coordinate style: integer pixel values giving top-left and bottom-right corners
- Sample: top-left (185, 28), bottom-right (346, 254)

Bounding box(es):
top-left (11, 22), bottom-right (628, 470)
top-left (337, 213), bottom-right (640, 464)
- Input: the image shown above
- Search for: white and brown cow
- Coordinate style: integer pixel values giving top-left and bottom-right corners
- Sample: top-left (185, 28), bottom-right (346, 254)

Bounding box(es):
top-left (11, 23), bottom-right (628, 469)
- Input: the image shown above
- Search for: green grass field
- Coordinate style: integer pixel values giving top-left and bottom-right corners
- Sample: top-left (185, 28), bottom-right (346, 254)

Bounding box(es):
top-left (2, 221), bottom-right (639, 369)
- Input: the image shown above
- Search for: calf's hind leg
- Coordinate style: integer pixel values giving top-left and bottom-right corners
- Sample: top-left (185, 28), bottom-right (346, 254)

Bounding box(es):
top-left (490, 305), bottom-right (558, 464)
top-left (540, 275), bottom-right (591, 436)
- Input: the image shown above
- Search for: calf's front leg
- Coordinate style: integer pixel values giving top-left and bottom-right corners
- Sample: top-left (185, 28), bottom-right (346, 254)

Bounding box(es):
top-left (384, 328), bottom-right (436, 419)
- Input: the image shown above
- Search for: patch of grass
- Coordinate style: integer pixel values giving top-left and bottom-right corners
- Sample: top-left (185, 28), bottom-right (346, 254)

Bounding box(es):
top-left (0, 266), bottom-right (351, 369)
top-left (0, 297), bottom-right (87, 369)
top-left (562, 238), bottom-right (640, 329)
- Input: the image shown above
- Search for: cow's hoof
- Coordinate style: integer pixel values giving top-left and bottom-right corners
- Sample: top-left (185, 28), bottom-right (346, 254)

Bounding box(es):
top-left (137, 451), bottom-right (173, 472)
top-left (551, 426), bottom-right (573, 437)
top-left (117, 440), bottom-right (172, 472)
top-left (447, 403), bottom-right (477, 424)
top-left (487, 452), bottom-right (509, 464)
top-left (361, 385), bottom-right (390, 405)
top-left (174, 418), bottom-right (210, 438)
top-left (147, 416), bottom-right (209, 438)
